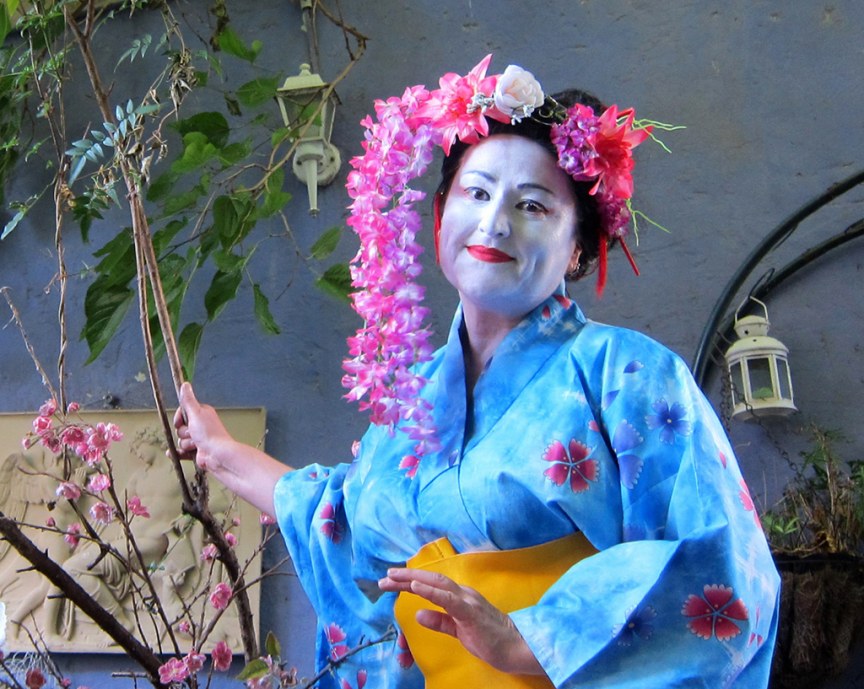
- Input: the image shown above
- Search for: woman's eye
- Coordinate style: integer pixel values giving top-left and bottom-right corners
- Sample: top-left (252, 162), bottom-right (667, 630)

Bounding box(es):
top-left (466, 187), bottom-right (489, 201)
top-left (518, 199), bottom-right (547, 214)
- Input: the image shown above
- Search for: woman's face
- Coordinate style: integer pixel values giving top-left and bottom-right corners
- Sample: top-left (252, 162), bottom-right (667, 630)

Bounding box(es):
top-left (439, 135), bottom-right (581, 321)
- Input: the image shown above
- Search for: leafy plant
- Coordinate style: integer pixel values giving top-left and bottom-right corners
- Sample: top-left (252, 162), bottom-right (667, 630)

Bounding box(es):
top-left (763, 425), bottom-right (864, 557)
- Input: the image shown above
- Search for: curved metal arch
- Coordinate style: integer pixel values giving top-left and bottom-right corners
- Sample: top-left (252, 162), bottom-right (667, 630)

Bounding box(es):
top-left (692, 169), bottom-right (864, 387)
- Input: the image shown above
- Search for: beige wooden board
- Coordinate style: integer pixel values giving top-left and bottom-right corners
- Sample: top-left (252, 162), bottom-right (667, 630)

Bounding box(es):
top-left (0, 408), bottom-right (266, 653)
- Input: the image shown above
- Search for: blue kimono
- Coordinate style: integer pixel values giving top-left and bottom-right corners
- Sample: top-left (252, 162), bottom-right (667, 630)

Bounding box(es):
top-left (274, 293), bottom-right (780, 688)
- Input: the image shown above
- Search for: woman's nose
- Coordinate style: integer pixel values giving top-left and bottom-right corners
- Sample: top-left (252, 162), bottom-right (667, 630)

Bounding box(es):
top-left (478, 202), bottom-right (510, 238)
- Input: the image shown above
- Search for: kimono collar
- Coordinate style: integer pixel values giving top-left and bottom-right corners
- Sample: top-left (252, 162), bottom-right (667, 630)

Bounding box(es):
top-left (429, 290), bottom-right (587, 464)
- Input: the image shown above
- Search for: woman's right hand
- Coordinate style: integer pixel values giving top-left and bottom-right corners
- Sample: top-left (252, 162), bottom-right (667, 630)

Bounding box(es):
top-left (173, 382), bottom-right (235, 472)
top-left (173, 381), bottom-right (292, 517)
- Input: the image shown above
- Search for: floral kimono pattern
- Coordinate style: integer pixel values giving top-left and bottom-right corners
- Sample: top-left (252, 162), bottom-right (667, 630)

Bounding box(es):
top-left (274, 293), bottom-right (780, 688)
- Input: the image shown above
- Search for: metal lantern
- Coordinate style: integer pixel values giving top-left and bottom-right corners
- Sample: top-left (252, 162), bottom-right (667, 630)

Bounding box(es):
top-left (275, 63), bottom-right (341, 215)
top-left (724, 298), bottom-right (796, 420)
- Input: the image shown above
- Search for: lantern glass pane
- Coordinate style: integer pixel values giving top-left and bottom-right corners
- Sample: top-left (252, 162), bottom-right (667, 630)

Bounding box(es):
top-left (730, 361), bottom-right (745, 405)
top-left (777, 358), bottom-right (791, 399)
top-left (748, 357), bottom-right (775, 400)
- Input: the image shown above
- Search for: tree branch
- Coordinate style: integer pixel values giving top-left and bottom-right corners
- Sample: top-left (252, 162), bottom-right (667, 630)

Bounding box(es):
top-left (0, 512), bottom-right (166, 687)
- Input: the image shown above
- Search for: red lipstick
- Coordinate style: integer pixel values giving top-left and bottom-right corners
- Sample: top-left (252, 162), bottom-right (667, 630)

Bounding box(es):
top-left (467, 245), bottom-right (514, 263)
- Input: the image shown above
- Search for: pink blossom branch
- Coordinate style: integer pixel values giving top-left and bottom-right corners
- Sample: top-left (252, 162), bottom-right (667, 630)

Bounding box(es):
top-left (0, 512), bottom-right (166, 687)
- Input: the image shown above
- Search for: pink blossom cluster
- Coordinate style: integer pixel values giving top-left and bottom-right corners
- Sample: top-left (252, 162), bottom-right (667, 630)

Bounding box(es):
top-left (64, 523), bottom-right (81, 549)
top-left (156, 645), bottom-right (235, 682)
top-left (24, 399), bottom-right (123, 465)
top-left (209, 581), bottom-right (232, 610)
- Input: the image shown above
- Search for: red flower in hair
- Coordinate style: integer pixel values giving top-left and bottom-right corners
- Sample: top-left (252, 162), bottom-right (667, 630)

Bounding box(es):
top-left (583, 106), bottom-right (652, 199)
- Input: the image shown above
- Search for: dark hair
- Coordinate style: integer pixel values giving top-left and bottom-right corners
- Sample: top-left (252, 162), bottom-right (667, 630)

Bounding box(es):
top-left (435, 89), bottom-right (608, 280)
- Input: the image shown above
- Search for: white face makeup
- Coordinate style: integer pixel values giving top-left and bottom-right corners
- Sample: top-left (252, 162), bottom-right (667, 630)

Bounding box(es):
top-left (439, 135), bottom-right (581, 323)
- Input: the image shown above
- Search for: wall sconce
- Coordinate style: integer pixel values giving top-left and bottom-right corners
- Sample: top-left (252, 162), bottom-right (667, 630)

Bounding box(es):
top-left (276, 64), bottom-right (341, 215)
top-left (724, 297), bottom-right (797, 420)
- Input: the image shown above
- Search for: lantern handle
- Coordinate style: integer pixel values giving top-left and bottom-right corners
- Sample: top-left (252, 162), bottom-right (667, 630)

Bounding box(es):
top-left (734, 296), bottom-right (769, 326)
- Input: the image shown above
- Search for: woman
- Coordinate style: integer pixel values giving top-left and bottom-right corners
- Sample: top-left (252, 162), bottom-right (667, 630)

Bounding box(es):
top-left (175, 56), bottom-right (780, 688)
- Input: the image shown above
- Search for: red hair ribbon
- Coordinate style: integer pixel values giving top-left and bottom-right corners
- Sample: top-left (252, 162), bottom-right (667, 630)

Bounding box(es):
top-left (596, 235), bottom-right (608, 296)
top-left (596, 236), bottom-right (640, 297)
top-left (433, 192), bottom-right (443, 263)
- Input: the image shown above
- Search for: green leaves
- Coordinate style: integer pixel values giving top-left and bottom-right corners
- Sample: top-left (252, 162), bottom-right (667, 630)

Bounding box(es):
top-left (204, 266), bottom-right (243, 321)
top-left (173, 111), bottom-right (231, 148)
top-left (253, 284), bottom-right (280, 335)
top-left (236, 632), bottom-right (282, 681)
top-left (82, 229), bottom-right (137, 363)
top-left (316, 263), bottom-right (353, 303)
top-left (236, 658), bottom-right (269, 681)
top-left (214, 25), bottom-right (262, 63)
top-left (235, 76), bottom-right (280, 108)
top-left (309, 225), bottom-right (342, 259)
top-left (0, 1), bottom-right (17, 45)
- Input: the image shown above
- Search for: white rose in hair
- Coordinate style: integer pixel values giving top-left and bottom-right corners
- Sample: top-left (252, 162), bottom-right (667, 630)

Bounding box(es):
top-left (494, 65), bottom-right (544, 122)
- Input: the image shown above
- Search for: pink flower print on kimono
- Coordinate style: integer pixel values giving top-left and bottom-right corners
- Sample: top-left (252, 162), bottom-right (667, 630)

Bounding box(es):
top-left (541, 294), bottom-right (572, 319)
top-left (326, 622), bottom-right (350, 661)
top-left (738, 479), bottom-right (763, 529)
top-left (319, 502), bottom-right (343, 543)
top-left (682, 584), bottom-right (749, 641)
top-left (646, 398), bottom-right (692, 444)
top-left (340, 669), bottom-right (367, 689)
top-left (396, 631), bottom-right (415, 669)
top-left (543, 438), bottom-right (598, 492)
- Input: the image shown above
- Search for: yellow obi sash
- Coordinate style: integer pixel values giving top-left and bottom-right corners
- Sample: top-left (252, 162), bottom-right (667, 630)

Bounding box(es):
top-left (393, 532), bottom-right (597, 688)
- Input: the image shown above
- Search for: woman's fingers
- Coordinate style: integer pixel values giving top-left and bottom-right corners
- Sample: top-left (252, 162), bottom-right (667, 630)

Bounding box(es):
top-left (380, 568), bottom-right (479, 620)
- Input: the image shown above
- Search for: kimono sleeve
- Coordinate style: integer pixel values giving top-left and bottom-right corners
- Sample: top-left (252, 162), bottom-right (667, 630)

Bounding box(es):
top-left (273, 462), bottom-right (358, 615)
top-left (509, 332), bottom-right (780, 688)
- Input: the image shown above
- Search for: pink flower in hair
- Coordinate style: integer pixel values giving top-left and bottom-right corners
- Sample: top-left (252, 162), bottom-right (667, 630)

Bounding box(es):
top-left (414, 54), bottom-right (500, 154)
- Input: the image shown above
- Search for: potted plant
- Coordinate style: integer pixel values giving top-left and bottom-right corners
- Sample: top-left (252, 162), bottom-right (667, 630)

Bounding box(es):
top-left (762, 425), bottom-right (864, 688)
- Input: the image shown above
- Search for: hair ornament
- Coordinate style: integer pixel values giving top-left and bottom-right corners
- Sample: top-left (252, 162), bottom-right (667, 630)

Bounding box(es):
top-left (342, 55), bottom-right (678, 453)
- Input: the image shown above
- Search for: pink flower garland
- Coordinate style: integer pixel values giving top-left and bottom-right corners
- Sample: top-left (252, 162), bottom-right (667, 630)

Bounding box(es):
top-left (343, 55), bottom-right (659, 454)
top-left (343, 86), bottom-right (439, 454)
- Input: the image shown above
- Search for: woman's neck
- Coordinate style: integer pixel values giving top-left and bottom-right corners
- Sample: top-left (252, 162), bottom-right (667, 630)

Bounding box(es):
top-left (460, 304), bottom-right (522, 390)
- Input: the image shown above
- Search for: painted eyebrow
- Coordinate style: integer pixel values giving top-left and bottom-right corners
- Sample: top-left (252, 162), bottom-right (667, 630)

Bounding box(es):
top-left (460, 169), bottom-right (556, 196)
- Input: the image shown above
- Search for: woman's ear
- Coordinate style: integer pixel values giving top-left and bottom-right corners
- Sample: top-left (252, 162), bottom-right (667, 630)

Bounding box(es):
top-left (567, 246), bottom-right (583, 275)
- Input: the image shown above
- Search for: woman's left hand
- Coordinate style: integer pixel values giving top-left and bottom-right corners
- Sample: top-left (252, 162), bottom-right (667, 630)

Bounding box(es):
top-left (378, 568), bottom-right (545, 676)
